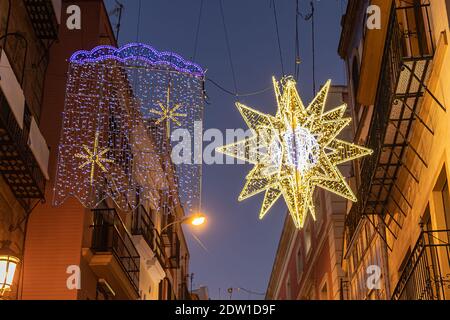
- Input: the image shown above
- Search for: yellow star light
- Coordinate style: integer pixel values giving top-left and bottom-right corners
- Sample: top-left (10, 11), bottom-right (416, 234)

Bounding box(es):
top-left (217, 77), bottom-right (373, 229)
top-left (75, 131), bottom-right (114, 184)
top-left (150, 87), bottom-right (187, 137)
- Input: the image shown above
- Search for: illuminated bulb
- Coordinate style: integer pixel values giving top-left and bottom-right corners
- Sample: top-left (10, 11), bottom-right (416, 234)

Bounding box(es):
top-left (0, 245), bottom-right (20, 295)
top-left (284, 125), bottom-right (320, 174)
top-left (191, 214), bottom-right (206, 226)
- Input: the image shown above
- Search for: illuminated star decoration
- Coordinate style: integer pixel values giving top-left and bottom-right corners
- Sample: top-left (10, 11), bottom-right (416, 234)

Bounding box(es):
top-left (75, 131), bottom-right (114, 184)
top-left (150, 87), bottom-right (187, 137)
top-left (217, 77), bottom-right (373, 229)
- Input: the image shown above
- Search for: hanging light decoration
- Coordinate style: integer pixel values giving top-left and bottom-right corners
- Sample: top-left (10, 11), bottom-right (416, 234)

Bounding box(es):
top-left (217, 77), bottom-right (372, 228)
top-left (54, 43), bottom-right (205, 213)
top-left (0, 241), bottom-right (20, 296)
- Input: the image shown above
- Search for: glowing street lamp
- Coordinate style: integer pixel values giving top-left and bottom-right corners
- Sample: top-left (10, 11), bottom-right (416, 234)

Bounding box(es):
top-left (0, 241), bottom-right (20, 296)
top-left (161, 213), bottom-right (206, 233)
top-left (191, 214), bottom-right (206, 226)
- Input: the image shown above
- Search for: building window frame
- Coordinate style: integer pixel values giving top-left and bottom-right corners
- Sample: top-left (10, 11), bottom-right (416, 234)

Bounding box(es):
top-left (446, 0), bottom-right (450, 29)
top-left (296, 247), bottom-right (304, 283)
top-left (319, 275), bottom-right (329, 300)
top-left (304, 220), bottom-right (312, 259)
top-left (285, 272), bottom-right (292, 300)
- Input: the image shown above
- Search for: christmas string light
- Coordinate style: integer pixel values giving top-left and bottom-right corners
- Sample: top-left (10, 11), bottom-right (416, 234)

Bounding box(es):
top-left (70, 43), bottom-right (205, 76)
top-left (54, 44), bottom-right (205, 214)
top-left (150, 86), bottom-right (187, 138)
top-left (217, 77), bottom-right (372, 228)
top-left (74, 131), bottom-right (114, 184)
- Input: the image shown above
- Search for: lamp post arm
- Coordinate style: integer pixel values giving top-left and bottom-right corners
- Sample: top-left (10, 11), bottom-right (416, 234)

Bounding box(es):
top-left (160, 217), bottom-right (190, 234)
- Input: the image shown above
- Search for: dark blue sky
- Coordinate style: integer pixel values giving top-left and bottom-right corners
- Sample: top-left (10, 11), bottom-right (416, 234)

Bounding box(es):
top-left (105, 0), bottom-right (347, 300)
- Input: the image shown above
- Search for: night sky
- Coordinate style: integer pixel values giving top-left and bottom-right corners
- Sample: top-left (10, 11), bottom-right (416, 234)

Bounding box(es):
top-left (105, 0), bottom-right (347, 300)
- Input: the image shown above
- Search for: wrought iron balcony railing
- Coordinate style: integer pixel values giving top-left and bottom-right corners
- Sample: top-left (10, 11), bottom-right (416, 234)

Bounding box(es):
top-left (91, 208), bottom-right (140, 294)
top-left (23, 0), bottom-right (59, 40)
top-left (0, 91), bottom-right (46, 201)
top-left (345, 1), bottom-right (435, 245)
top-left (131, 205), bottom-right (166, 268)
top-left (162, 230), bottom-right (181, 270)
top-left (180, 282), bottom-right (191, 300)
top-left (340, 279), bottom-right (350, 300)
top-left (392, 230), bottom-right (450, 300)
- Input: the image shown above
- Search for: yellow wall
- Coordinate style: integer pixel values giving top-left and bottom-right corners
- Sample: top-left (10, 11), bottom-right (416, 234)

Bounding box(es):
top-left (386, 0), bottom-right (450, 296)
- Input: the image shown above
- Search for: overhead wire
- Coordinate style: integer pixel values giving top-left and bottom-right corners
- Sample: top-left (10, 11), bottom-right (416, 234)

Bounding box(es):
top-left (192, 0), bottom-right (204, 61)
top-left (201, 0), bottom-right (312, 100)
top-left (339, 0), bottom-right (347, 81)
top-left (270, 0), bottom-right (285, 76)
top-left (299, 1), bottom-right (317, 95)
top-left (310, 1), bottom-right (316, 94)
top-left (189, 0), bottom-right (272, 102)
top-left (207, 78), bottom-right (272, 98)
top-left (236, 287), bottom-right (265, 296)
top-left (219, 0), bottom-right (239, 96)
top-left (136, 0), bottom-right (142, 42)
top-left (294, 0), bottom-right (301, 80)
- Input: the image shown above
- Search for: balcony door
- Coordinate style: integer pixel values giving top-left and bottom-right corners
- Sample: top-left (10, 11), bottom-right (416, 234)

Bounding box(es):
top-left (397, 0), bottom-right (433, 58)
top-left (430, 170), bottom-right (450, 299)
top-left (446, 0), bottom-right (450, 29)
top-left (441, 182), bottom-right (450, 231)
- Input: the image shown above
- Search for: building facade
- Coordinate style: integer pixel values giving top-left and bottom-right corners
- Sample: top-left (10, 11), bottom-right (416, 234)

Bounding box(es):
top-left (339, 0), bottom-right (450, 300)
top-left (266, 86), bottom-right (349, 300)
top-left (1, 0), bottom-right (193, 301)
top-left (0, 0), bottom-right (59, 299)
top-left (267, 0), bottom-right (450, 301)
top-left (192, 286), bottom-right (210, 300)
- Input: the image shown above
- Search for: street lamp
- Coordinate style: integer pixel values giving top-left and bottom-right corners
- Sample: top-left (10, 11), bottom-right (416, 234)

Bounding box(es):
top-left (191, 215), bottom-right (206, 226)
top-left (0, 241), bottom-right (20, 296)
top-left (161, 213), bottom-right (206, 233)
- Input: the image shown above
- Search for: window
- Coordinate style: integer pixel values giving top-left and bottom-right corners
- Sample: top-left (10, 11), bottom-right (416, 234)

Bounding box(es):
top-left (351, 57), bottom-right (362, 119)
top-left (158, 280), bottom-right (163, 300)
top-left (320, 281), bottom-right (328, 300)
top-left (306, 285), bottom-right (315, 300)
top-left (96, 280), bottom-right (114, 300)
top-left (315, 192), bottom-right (325, 233)
top-left (351, 58), bottom-right (360, 104)
top-left (442, 181), bottom-right (450, 229)
top-left (421, 205), bottom-right (432, 231)
top-left (285, 273), bottom-right (292, 300)
top-left (296, 248), bottom-right (304, 281)
top-left (433, 168), bottom-right (450, 232)
top-left (166, 278), bottom-right (174, 300)
top-left (447, 1), bottom-right (450, 29)
top-left (398, 0), bottom-right (432, 57)
top-left (304, 226), bottom-right (312, 256)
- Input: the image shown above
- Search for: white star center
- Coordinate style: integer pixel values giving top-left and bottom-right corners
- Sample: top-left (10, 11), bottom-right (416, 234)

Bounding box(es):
top-left (284, 126), bottom-right (320, 174)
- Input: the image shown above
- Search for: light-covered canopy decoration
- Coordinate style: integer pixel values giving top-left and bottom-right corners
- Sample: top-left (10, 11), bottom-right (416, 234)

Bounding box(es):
top-left (54, 43), bottom-right (205, 213)
top-left (218, 77), bottom-right (372, 228)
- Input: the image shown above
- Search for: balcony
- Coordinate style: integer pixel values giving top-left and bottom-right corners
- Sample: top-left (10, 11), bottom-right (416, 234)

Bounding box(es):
top-left (162, 229), bottom-right (181, 269)
top-left (180, 282), bottom-right (191, 300)
top-left (23, 0), bottom-right (59, 40)
top-left (132, 205), bottom-right (166, 268)
top-left (345, 1), bottom-right (435, 247)
top-left (87, 208), bottom-right (140, 299)
top-left (340, 279), bottom-right (350, 300)
top-left (392, 230), bottom-right (450, 300)
top-left (0, 50), bottom-right (47, 203)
